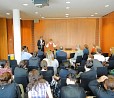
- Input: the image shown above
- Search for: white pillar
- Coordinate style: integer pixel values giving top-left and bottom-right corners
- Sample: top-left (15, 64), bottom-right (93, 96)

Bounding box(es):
top-left (13, 9), bottom-right (21, 64)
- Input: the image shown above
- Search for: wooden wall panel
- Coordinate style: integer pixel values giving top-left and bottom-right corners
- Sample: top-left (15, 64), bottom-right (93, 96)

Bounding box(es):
top-left (34, 18), bottom-right (99, 51)
top-left (0, 18), bottom-right (8, 59)
top-left (21, 20), bottom-right (33, 52)
top-left (7, 19), bottom-right (14, 54)
top-left (101, 12), bottom-right (114, 53)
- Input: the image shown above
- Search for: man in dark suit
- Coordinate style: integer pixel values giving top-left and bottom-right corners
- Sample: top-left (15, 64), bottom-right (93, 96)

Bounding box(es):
top-left (60, 73), bottom-right (86, 98)
top-left (89, 75), bottom-right (114, 98)
top-left (80, 60), bottom-right (97, 91)
top-left (37, 36), bottom-right (45, 52)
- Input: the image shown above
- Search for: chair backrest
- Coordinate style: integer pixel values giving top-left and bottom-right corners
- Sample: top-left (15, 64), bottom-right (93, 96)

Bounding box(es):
top-left (77, 66), bottom-right (85, 73)
top-left (108, 60), bottom-right (114, 69)
top-left (14, 76), bottom-right (28, 92)
top-left (9, 60), bottom-right (17, 75)
top-left (28, 66), bottom-right (38, 72)
top-left (70, 53), bottom-right (75, 58)
top-left (76, 56), bottom-right (82, 63)
top-left (97, 67), bottom-right (108, 77)
top-left (102, 53), bottom-right (109, 57)
top-left (60, 78), bottom-right (67, 88)
top-left (56, 55), bottom-right (67, 64)
top-left (47, 67), bottom-right (54, 75)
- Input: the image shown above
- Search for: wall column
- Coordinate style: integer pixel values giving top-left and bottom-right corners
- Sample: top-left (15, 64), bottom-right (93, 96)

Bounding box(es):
top-left (13, 9), bottom-right (21, 64)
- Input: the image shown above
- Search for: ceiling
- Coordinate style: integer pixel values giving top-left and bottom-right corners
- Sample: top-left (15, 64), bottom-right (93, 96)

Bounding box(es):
top-left (0, 0), bottom-right (114, 20)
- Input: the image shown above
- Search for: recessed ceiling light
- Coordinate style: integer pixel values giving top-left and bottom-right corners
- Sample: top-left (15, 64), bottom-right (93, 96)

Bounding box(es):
top-left (105, 5), bottom-right (109, 7)
top-left (20, 18), bottom-right (21, 19)
top-left (6, 13), bottom-right (10, 15)
top-left (65, 14), bottom-right (69, 15)
top-left (35, 12), bottom-right (38, 14)
top-left (66, 7), bottom-right (70, 9)
top-left (94, 13), bottom-right (98, 15)
top-left (41, 17), bottom-right (45, 18)
top-left (91, 15), bottom-right (94, 16)
top-left (66, 1), bottom-right (70, 4)
top-left (23, 3), bottom-right (28, 6)
top-left (65, 16), bottom-right (69, 17)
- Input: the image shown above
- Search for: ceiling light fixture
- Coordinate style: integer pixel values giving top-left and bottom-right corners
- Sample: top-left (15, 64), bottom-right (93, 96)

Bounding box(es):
top-left (65, 14), bottom-right (69, 15)
top-left (22, 3), bottom-right (28, 6)
top-left (66, 7), bottom-right (70, 9)
top-left (91, 15), bottom-right (94, 16)
top-left (66, 1), bottom-right (70, 4)
top-left (41, 17), bottom-right (45, 18)
top-left (105, 5), bottom-right (109, 7)
top-left (35, 12), bottom-right (38, 14)
top-left (6, 13), bottom-right (10, 15)
top-left (94, 13), bottom-right (98, 14)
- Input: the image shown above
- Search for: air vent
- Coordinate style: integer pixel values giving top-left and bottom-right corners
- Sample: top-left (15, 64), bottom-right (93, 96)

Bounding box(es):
top-left (33, 0), bottom-right (49, 7)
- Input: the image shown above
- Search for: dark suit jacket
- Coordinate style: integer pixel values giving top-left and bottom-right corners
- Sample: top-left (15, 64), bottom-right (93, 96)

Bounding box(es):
top-left (80, 69), bottom-right (97, 91)
top-left (89, 80), bottom-right (114, 98)
top-left (37, 39), bottom-right (45, 51)
top-left (60, 84), bottom-right (86, 98)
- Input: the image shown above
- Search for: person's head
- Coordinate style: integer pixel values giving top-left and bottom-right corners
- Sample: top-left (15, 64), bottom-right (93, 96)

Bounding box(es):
top-left (84, 60), bottom-right (93, 71)
top-left (19, 60), bottom-right (28, 68)
top-left (110, 47), bottom-right (114, 56)
top-left (49, 39), bottom-right (53, 42)
top-left (0, 72), bottom-right (12, 85)
top-left (0, 59), bottom-right (9, 68)
top-left (22, 46), bottom-right (28, 52)
top-left (96, 47), bottom-right (102, 54)
top-left (103, 75), bottom-right (114, 90)
top-left (63, 61), bottom-right (70, 68)
top-left (40, 36), bottom-right (43, 40)
top-left (76, 44), bottom-right (80, 50)
top-left (32, 52), bottom-right (38, 57)
top-left (40, 60), bottom-right (47, 70)
top-left (84, 44), bottom-right (88, 49)
top-left (46, 51), bottom-right (54, 60)
top-left (27, 69), bottom-right (45, 91)
top-left (59, 46), bottom-right (63, 50)
top-left (66, 73), bottom-right (77, 85)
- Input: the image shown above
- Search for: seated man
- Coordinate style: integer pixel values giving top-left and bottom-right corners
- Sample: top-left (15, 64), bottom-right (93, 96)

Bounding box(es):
top-left (60, 73), bottom-right (86, 98)
top-left (21, 46), bottom-right (32, 60)
top-left (89, 75), bottom-right (114, 98)
top-left (56, 46), bottom-right (67, 64)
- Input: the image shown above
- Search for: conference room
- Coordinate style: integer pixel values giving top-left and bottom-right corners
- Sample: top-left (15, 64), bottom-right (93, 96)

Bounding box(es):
top-left (0, 0), bottom-right (114, 98)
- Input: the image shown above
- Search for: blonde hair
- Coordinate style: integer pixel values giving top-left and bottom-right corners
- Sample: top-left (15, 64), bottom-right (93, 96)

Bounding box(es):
top-left (46, 51), bottom-right (54, 65)
top-left (110, 47), bottom-right (114, 55)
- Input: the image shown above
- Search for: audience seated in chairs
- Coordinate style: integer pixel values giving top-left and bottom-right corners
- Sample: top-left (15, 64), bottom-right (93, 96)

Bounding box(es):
top-left (40, 60), bottom-right (54, 84)
top-left (0, 70), bottom-right (21, 98)
top-left (43, 51), bottom-right (59, 75)
top-left (60, 73), bottom-right (86, 98)
top-left (27, 69), bottom-right (53, 98)
top-left (56, 46), bottom-right (67, 64)
top-left (89, 75), bottom-right (114, 98)
top-left (80, 60), bottom-right (97, 95)
top-left (14, 60), bottom-right (28, 92)
top-left (70, 45), bottom-right (83, 66)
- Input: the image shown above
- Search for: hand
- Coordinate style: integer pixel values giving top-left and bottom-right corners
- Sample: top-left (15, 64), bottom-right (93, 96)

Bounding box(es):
top-left (97, 75), bottom-right (108, 83)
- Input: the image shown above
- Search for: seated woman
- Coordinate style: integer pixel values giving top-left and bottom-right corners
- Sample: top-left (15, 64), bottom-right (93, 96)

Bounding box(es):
top-left (0, 71), bottom-right (21, 98)
top-left (43, 51), bottom-right (59, 75)
top-left (27, 69), bottom-right (53, 98)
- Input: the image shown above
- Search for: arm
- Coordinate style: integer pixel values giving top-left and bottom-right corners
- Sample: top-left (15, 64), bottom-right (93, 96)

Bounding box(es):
top-left (28, 91), bottom-right (32, 98)
top-left (46, 86), bottom-right (53, 98)
top-left (89, 75), bottom-right (108, 96)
